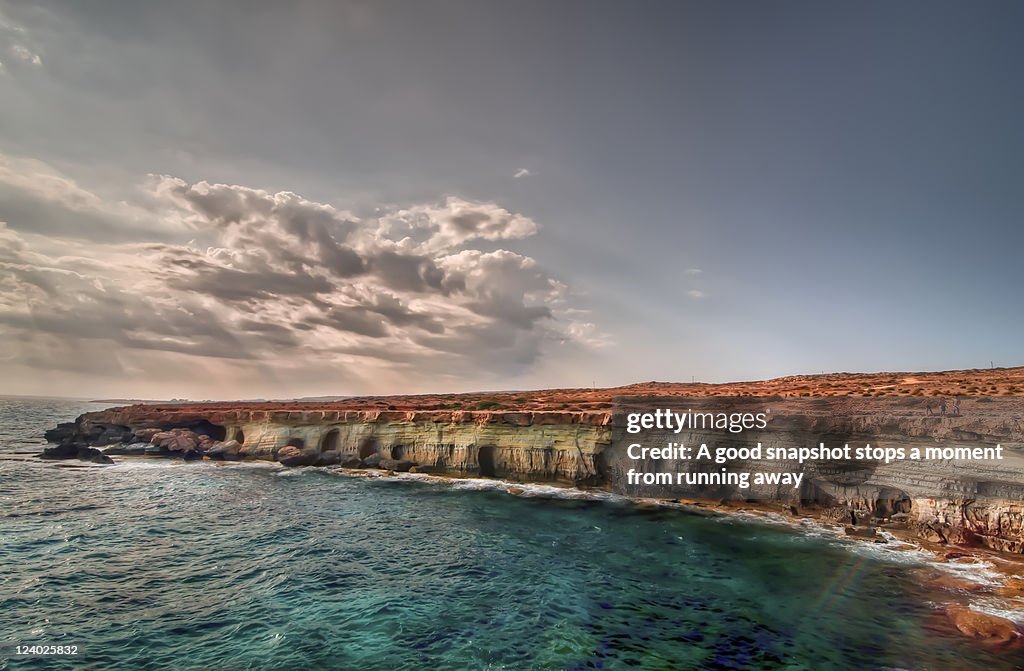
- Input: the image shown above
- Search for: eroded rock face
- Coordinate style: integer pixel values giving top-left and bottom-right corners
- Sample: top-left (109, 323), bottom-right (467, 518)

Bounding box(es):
top-left (913, 499), bottom-right (1024, 553)
top-left (133, 428), bottom-right (162, 443)
top-left (44, 422), bottom-right (78, 445)
top-left (206, 440), bottom-right (242, 461)
top-left (201, 412), bottom-right (611, 484)
top-left (150, 429), bottom-right (201, 453)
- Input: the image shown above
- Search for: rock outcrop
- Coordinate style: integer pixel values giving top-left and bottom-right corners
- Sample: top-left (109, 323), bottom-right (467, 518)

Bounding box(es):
top-left (41, 442), bottom-right (114, 464)
top-left (44, 404), bottom-right (612, 484)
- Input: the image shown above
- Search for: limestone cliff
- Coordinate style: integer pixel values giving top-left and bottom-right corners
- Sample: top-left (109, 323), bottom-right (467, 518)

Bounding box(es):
top-left (44, 406), bottom-right (612, 485)
top-left (609, 397), bottom-right (1024, 552)
top-left (41, 392), bottom-right (1024, 553)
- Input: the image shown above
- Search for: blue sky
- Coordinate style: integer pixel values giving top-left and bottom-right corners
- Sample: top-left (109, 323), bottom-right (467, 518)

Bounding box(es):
top-left (1, 0), bottom-right (1022, 399)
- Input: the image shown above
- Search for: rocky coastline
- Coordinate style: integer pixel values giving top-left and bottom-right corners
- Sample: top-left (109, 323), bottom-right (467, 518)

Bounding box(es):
top-left (43, 393), bottom-right (1024, 548)
top-left (43, 405), bottom-right (611, 478)
top-left (40, 383), bottom-right (1024, 647)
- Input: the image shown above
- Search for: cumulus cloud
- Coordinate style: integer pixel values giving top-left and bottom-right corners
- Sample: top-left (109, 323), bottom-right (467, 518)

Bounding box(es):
top-left (513, 168), bottom-right (532, 179)
top-left (382, 196), bottom-right (538, 253)
top-left (565, 320), bottom-right (614, 348)
top-left (0, 164), bottom-right (604, 394)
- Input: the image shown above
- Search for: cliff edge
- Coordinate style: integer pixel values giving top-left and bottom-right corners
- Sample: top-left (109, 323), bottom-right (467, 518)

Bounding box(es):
top-left (42, 366), bottom-right (1024, 553)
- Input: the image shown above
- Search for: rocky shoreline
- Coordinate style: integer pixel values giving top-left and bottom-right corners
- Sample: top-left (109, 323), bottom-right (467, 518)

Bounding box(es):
top-left (42, 405), bottom-right (611, 478)
top-left (43, 394), bottom-right (1024, 549)
top-left (40, 396), bottom-right (1024, 649)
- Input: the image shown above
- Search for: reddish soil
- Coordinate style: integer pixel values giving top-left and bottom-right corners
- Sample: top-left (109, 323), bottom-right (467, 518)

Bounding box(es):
top-left (106, 366), bottom-right (1024, 415)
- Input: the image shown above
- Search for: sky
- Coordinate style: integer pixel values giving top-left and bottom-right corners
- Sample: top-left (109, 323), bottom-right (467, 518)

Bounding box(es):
top-left (1, 0), bottom-right (1023, 400)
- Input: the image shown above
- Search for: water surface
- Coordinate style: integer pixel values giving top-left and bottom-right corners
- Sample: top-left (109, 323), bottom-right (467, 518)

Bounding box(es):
top-left (1, 398), bottom-right (1021, 670)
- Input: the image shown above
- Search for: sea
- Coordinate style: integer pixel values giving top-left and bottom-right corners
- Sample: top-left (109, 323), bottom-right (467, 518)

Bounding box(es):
top-left (1, 397), bottom-right (1022, 670)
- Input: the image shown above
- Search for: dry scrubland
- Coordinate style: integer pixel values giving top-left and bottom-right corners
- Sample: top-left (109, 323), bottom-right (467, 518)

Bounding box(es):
top-left (144, 366), bottom-right (1024, 415)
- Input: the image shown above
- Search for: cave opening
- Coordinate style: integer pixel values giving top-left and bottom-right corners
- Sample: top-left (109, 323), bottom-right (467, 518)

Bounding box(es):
top-left (874, 488), bottom-right (912, 519)
top-left (478, 445), bottom-right (497, 477)
top-left (185, 420), bottom-right (227, 442)
top-left (321, 429), bottom-right (340, 453)
top-left (234, 429), bottom-right (245, 445)
top-left (391, 445), bottom-right (405, 460)
top-left (286, 437), bottom-right (306, 450)
top-left (359, 438), bottom-right (379, 459)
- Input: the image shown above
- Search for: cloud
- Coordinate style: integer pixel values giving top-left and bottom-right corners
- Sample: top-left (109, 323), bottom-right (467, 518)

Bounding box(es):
top-left (0, 9), bottom-right (42, 69)
top-left (0, 155), bottom-right (107, 212)
top-left (0, 155), bottom-right (184, 242)
top-left (383, 196), bottom-right (538, 254)
top-left (8, 43), bottom-right (40, 65)
top-left (513, 168), bottom-right (532, 179)
top-left (685, 268), bottom-right (702, 275)
top-left (687, 289), bottom-right (705, 299)
top-left (565, 320), bottom-right (614, 348)
top-left (0, 166), bottom-right (605, 394)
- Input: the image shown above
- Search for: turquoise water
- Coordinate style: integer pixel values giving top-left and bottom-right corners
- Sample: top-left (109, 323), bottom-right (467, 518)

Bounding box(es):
top-left (2, 398), bottom-right (1022, 670)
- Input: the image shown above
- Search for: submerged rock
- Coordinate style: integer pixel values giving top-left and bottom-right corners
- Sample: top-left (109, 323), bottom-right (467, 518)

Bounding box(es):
top-left (844, 526), bottom-right (879, 539)
top-left (925, 571), bottom-right (986, 593)
top-left (945, 606), bottom-right (1021, 645)
top-left (997, 576), bottom-right (1024, 599)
